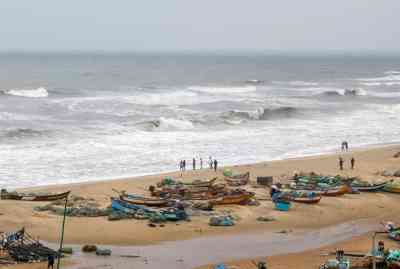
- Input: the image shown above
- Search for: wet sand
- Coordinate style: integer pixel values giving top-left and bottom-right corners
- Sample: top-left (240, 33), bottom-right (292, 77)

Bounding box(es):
top-left (50, 218), bottom-right (379, 269)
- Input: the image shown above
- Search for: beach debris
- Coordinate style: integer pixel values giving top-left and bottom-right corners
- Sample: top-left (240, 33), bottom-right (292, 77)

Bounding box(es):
top-left (209, 215), bottom-right (235, 226)
top-left (108, 210), bottom-right (133, 221)
top-left (192, 201), bottom-right (214, 211)
top-left (82, 245), bottom-right (98, 253)
top-left (381, 170), bottom-right (394, 177)
top-left (257, 216), bottom-right (276, 222)
top-left (394, 152), bottom-right (400, 158)
top-left (394, 169), bottom-right (400, 177)
top-left (96, 248), bottom-right (112, 256)
top-left (60, 247), bottom-right (73, 254)
top-left (246, 198), bottom-right (260, 206)
top-left (1, 228), bottom-right (60, 263)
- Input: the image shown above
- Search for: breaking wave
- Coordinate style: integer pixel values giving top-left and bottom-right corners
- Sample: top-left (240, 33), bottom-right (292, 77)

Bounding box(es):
top-left (357, 74), bottom-right (400, 82)
top-left (2, 87), bottom-right (49, 98)
top-left (188, 86), bottom-right (257, 94)
top-left (322, 88), bottom-right (367, 97)
top-left (222, 107), bottom-right (299, 121)
top-left (138, 117), bottom-right (194, 131)
top-left (1, 128), bottom-right (46, 139)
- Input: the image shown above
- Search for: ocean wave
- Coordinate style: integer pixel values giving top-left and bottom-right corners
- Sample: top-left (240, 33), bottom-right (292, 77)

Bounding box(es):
top-left (126, 91), bottom-right (199, 106)
top-left (322, 88), bottom-right (366, 97)
top-left (245, 79), bottom-right (264, 84)
top-left (384, 70), bottom-right (400, 75)
top-left (2, 87), bottom-right (49, 98)
top-left (273, 81), bottom-right (319, 87)
top-left (360, 81), bottom-right (400, 86)
top-left (188, 86), bottom-right (257, 94)
top-left (222, 107), bottom-right (299, 121)
top-left (138, 117), bottom-right (194, 131)
top-left (357, 74), bottom-right (400, 82)
top-left (1, 128), bottom-right (46, 139)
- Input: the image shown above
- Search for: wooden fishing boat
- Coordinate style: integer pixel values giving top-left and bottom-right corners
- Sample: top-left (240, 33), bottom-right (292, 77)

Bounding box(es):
top-left (321, 185), bottom-right (350, 197)
top-left (351, 181), bottom-right (388, 192)
top-left (286, 195), bottom-right (322, 204)
top-left (0, 189), bottom-right (70, 201)
top-left (211, 191), bottom-right (254, 205)
top-left (292, 185), bottom-right (349, 197)
top-left (388, 260), bottom-right (400, 269)
top-left (389, 231), bottom-right (400, 241)
top-left (111, 197), bottom-right (154, 214)
top-left (383, 182), bottom-right (400, 193)
top-left (225, 172), bottom-right (250, 186)
top-left (113, 189), bottom-right (169, 207)
top-left (120, 195), bottom-right (169, 207)
top-left (183, 177), bottom-right (217, 188)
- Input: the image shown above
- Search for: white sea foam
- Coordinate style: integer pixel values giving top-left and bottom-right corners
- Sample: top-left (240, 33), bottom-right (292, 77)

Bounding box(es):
top-left (3, 87), bottom-right (49, 98)
top-left (357, 74), bottom-right (400, 82)
top-left (384, 70), bottom-right (400, 75)
top-left (360, 81), bottom-right (400, 86)
top-left (322, 88), bottom-right (366, 96)
top-left (126, 91), bottom-right (201, 106)
top-left (157, 117), bottom-right (194, 131)
top-left (188, 86), bottom-right (257, 94)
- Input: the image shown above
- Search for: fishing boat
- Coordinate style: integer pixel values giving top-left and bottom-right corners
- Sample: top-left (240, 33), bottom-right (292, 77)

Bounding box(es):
top-left (389, 230), bottom-right (400, 241)
top-left (292, 185), bottom-right (349, 197)
top-left (211, 191), bottom-right (254, 205)
top-left (224, 172), bottom-right (250, 186)
top-left (113, 189), bottom-right (169, 207)
top-left (120, 195), bottom-right (169, 207)
top-left (388, 260), bottom-right (400, 269)
top-left (183, 177), bottom-right (217, 188)
top-left (111, 197), bottom-right (154, 214)
top-left (111, 198), bottom-right (187, 221)
top-left (351, 181), bottom-right (389, 192)
top-left (383, 181), bottom-right (400, 193)
top-left (0, 189), bottom-right (70, 201)
top-left (286, 194), bottom-right (322, 204)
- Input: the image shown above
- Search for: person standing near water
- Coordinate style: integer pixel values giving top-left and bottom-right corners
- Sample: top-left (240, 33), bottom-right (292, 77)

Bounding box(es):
top-left (339, 157), bottom-right (344, 170)
top-left (183, 159), bottom-right (186, 171)
top-left (350, 157), bottom-right (355, 169)
top-left (214, 159), bottom-right (218, 172)
top-left (200, 158), bottom-right (203, 169)
top-left (209, 156), bottom-right (213, 169)
top-left (193, 158), bottom-right (196, 170)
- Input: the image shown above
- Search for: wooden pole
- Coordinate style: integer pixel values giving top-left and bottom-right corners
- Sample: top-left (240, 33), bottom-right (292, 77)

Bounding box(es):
top-left (372, 232), bottom-right (376, 269)
top-left (57, 195), bottom-right (69, 269)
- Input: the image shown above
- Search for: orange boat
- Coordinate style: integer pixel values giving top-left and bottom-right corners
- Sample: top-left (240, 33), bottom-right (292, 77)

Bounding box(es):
top-left (211, 191), bottom-right (255, 205)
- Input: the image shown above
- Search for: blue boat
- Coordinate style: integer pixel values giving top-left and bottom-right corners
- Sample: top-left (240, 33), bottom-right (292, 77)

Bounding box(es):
top-left (274, 200), bottom-right (291, 211)
top-left (111, 198), bottom-right (155, 214)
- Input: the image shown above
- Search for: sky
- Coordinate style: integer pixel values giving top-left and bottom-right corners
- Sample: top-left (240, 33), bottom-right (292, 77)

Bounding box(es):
top-left (0, 0), bottom-right (399, 53)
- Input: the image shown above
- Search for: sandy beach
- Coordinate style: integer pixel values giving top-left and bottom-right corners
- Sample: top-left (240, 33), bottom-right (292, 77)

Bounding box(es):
top-left (1, 144), bottom-right (400, 268)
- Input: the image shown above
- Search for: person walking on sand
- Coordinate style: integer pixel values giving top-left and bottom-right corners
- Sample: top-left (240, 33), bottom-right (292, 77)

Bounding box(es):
top-left (350, 157), bottom-right (355, 169)
top-left (339, 157), bottom-right (344, 170)
top-left (183, 159), bottom-right (186, 171)
top-left (200, 158), bottom-right (203, 169)
top-left (209, 156), bottom-right (213, 169)
top-left (213, 159), bottom-right (218, 172)
top-left (192, 158), bottom-right (196, 170)
top-left (47, 255), bottom-right (55, 269)
top-left (179, 160), bottom-right (183, 172)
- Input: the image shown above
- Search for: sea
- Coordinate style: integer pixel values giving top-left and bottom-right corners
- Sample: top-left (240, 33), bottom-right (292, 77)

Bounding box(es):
top-left (0, 52), bottom-right (399, 188)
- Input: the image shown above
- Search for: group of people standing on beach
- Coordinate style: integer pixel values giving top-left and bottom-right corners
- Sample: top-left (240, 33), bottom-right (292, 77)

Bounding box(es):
top-left (179, 157), bottom-right (218, 172)
top-left (339, 141), bottom-right (355, 170)
top-left (339, 156), bottom-right (355, 170)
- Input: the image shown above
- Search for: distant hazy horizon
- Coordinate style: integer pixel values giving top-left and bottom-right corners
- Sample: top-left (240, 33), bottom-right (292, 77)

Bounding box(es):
top-left (0, 0), bottom-right (399, 53)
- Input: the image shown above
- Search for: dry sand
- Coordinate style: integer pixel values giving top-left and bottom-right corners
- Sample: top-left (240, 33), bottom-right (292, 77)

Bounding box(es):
top-left (1, 144), bottom-right (400, 268)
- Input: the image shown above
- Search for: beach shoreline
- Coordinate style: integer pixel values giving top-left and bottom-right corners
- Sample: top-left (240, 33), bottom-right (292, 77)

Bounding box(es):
top-left (13, 140), bottom-right (400, 192)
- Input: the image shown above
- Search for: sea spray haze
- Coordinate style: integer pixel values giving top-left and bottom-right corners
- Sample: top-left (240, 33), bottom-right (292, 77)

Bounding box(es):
top-left (0, 53), bottom-right (400, 188)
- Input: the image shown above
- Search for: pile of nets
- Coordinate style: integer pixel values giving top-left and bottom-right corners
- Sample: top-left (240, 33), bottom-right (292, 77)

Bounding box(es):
top-left (387, 249), bottom-right (400, 262)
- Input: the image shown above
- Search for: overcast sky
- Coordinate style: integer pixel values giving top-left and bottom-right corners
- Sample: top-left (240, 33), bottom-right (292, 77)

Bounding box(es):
top-left (0, 0), bottom-right (399, 52)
